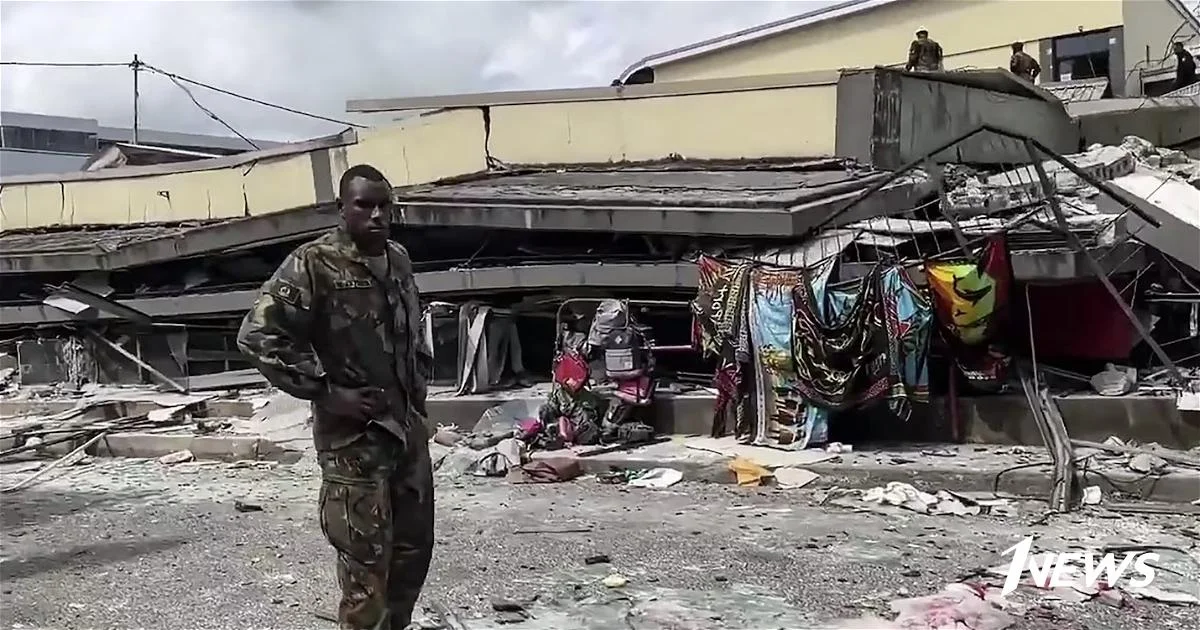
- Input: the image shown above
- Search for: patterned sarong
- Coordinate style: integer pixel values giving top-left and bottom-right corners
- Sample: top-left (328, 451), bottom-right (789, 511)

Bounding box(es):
top-left (791, 264), bottom-right (891, 411)
top-left (693, 255), bottom-right (752, 435)
top-left (879, 266), bottom-right (932, 420)
top-left (747, 266), bottom-right (809, 447)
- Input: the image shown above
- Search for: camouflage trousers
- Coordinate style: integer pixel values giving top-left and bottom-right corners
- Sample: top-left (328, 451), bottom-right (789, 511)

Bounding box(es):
top-left (317, 431), bottom-right (434, 630)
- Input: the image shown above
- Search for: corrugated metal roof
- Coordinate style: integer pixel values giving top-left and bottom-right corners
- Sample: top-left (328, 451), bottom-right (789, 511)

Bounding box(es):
top-left (615, 0), bottom-right (905, 81)
top-left (1163, 81), bottom-right (1200, 98)
top-left (1041, 77), bottom-right (1110, 104)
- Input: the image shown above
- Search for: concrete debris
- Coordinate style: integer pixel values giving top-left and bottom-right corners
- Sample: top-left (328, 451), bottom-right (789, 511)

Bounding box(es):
top-left (1127, 452), bottom-right (1169, 474)
top-left (888, 583), bottom-right (1015, 630)
top-left (1121, 135), bottom-right (1200, 184)
top-left (601, 573), bottom-right (628, 588)
top-left (773, 466), bottom-right (820, 489)
top-left (860, 482), bottom-right (1013, 517)
top-left (1090, 364), bottom-right (1136, 396)
top-left (158, 449), bottom-right (195, 465)
top-left (1081, 486), bottom-right (1103, 505)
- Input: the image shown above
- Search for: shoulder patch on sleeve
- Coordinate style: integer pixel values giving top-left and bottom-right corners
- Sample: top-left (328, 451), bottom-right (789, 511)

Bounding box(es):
top-left (270, 279), bottom-right (302, 306)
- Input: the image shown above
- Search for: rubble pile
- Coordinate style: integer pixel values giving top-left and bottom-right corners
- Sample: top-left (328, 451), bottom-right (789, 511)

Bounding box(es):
top-left (1120, 135), bottom-right (1200, 186)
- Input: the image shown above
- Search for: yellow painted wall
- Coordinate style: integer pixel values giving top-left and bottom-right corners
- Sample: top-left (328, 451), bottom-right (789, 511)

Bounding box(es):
top-left (0, 109), bottom-right (490, 230)
top-left (340, 108), bottom-right (488, 188)
top-left (487, 82), bottom-right (839, 164)
top-left (653, 0), bottom-right (1124, 82)
top-left (0, 154), bottom-right (316, 229)
top-left (0, 82), bottom-right (840, 229)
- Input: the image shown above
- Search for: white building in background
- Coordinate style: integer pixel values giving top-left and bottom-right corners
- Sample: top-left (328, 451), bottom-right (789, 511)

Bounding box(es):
top-left (0, 110), bottom-right (280, 177)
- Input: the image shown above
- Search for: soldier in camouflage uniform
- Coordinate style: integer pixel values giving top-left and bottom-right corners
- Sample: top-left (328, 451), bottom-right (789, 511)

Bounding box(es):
top-left (1009, 42), bottom-right (1041, 82)
top-left (238, 164), bottom-right (434, 630)
top-left (905, 28), bottom-right (943, 72)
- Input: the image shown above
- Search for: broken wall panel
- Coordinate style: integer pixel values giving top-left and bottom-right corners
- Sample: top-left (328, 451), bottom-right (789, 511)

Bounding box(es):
top-left (835, 69), bottom-right (1080, 169)
top-left (15, 339), bottom-right (69, 385)
top-left (92, 335), bottom-right (142, 385)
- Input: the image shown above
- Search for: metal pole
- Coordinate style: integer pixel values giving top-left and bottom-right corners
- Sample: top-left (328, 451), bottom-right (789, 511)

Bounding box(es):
top-left (132, 54), bottom-right (140, 143)
top-left (1022, 139), bottom-right (1183, 385)
top-left (795, 125), bottom-right (992, 243)
top-left (924, 158), bottom-right (973, 256)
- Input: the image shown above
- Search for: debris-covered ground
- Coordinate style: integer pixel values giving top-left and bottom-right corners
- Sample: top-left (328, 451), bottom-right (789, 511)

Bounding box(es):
top-left (1, 457), bottom-right (1197, 630)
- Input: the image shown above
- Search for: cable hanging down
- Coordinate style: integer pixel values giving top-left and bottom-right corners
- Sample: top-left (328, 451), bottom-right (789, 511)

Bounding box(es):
top-left (139, 63), bottom-right (366, 128)
top-left (135, 62), bottom-right (260, 149)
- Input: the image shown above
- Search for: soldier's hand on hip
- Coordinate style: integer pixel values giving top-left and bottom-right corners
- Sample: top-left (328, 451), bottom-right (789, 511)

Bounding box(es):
top-left (317, 385), bottom-right (385, 423)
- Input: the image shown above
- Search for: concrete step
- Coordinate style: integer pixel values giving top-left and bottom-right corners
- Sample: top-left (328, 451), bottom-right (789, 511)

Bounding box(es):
top-left (424, 391), bottom-right (1200, 450)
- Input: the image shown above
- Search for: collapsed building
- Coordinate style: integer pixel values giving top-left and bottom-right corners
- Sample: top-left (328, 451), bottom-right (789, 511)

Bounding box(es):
top-left (1, 68), bottom-right (1198, 476)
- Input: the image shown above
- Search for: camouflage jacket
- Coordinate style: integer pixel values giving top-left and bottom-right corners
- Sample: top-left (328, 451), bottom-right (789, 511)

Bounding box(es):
top-left (907, 39), bottom-right (944, 72)
top-left (1010, 52), bottom-right (1041, 81)
top-left (237, 228), bottom-right (433, 451)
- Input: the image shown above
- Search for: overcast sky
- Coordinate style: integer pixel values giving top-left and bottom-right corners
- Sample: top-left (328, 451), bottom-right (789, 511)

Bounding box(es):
top-left (1, 1), bottom-right (817, 142)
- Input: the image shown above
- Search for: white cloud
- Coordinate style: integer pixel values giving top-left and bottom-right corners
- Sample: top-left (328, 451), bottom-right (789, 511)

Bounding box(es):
top-left (1, 0), bottom-right (816, 141)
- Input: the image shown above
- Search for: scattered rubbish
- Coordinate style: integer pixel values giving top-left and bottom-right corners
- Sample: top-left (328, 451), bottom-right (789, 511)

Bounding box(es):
top-left (773, 467), bottom-right (820, 489)
top-left (931, 490), bottom-right (980, 516)
top-left (512, 527), bottom-right (592, 535)
top-left (491, 599), bottom-right (525, 612)
top-left (728, 456), bottom-right (772, 486)
top-left (490, 598), bottom-right (530, 624)
top-left (1081, 486), bottom-right (1103, 505)
top-left (601, 573), bottom-right (628, 588)
top-left (862, 482), bottom-right (938, 513)
top-left (921, 448), bottom-right (958, 457)
top-left (158, 449), bottom-right (195, 465)
top-left (888, 583), bottom-right (1015, 630)
top-left (467, 437), bottom-right (526, 478)
top-left (584, 554), bottom-right (611, 565)
top-left (826, 442), bottom-right (853, 454)
top-left (433, 426), bottom-right (465, 447)
top-left (1127, 452), bottom-right (1168, 474)
top-left (234, 500), bottom-right (264, 513)
top-left (195, 418), bottom-right (231, 434)
top-left (1074, 438), bottom-right (1200, 469)
top-left (596, 470), bottom-right (636, 484)
top-left (1090, 363), bottom-right (1134, 396)
top-left (507, 458), bottom-right (583, 484)
top-left (1, 431), bottom-right (108, 494)
top-left (859, 482), bottom-right (1001, 517)
top-left (627, 467), bottom-right (683, 488)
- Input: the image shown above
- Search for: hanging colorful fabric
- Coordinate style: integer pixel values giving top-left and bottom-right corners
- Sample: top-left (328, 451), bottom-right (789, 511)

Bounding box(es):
top-left (747, 265), bottom-right (810, 448)
top-left (925, 234), bottom-right (1013, 391)
top-left (879, 266), bottom-right (932, 420)
top-left (791, 264), bottom-right (891, 411)
top-left (693, 255), bottom-right (752, 435)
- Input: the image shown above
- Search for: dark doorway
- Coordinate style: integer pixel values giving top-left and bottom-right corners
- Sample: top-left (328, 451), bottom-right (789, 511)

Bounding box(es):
top-left (1052, 29), bottom-right (1113, 82)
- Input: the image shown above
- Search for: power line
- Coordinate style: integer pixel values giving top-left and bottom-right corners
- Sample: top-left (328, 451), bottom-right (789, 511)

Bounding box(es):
top-left (140, 63), bottom-right (366, 128)
top-left (0, 60), bottom-right (132, 68)
top-left (3, 58), bottom-right (366, 129)
top-left (152, 69), bottom-right (260, 150)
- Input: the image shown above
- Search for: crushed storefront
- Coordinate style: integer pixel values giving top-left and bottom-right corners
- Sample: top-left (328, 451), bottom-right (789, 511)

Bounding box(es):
top-left (1, 75), bottom-right (1199, 513)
